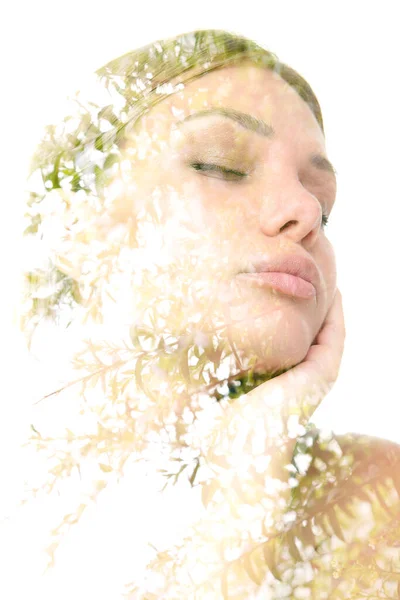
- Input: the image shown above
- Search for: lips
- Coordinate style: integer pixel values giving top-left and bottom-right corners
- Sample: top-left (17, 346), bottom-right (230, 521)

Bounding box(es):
top-left (237, 253), bottom-right (320, 299)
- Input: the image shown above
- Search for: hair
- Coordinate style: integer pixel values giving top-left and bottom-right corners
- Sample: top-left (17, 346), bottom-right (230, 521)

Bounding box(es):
top-left (95, 28), bottom-right (324, 138)
top-left (21, 29), bottom-right (325, 342)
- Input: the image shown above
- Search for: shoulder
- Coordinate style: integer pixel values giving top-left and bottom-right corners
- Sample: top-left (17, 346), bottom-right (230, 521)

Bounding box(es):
top-left (283, 429), bottom-right (400, 595)
top-left (292, 426), bottom-right (400, 482)
top-left (291, 427), bottom-right (400, 512)
top-left (289, 426), bottom-right (400, 541)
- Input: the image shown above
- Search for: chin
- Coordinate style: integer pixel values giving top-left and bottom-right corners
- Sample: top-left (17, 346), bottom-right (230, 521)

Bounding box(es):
top-left (221, 306), bottom-right (315, 376)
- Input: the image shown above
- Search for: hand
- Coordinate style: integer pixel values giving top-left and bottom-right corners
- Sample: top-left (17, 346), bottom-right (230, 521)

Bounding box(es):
top-left (204, 288), bottom-right (346, 485)
top-left (240, 287), bottom-right (346, 427)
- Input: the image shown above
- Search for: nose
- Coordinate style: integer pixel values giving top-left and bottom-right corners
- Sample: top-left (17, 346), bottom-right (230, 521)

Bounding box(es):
top-left (257, 175), bottom-right (323, 246)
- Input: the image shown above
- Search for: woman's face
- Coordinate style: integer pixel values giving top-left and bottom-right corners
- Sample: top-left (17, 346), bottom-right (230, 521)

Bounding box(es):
top-left (114, 61), bottom-right (337, 374)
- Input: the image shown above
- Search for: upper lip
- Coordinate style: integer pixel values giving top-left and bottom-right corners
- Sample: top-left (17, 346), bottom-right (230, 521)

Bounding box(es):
top-left (241, 253), bottom-right (320, 288)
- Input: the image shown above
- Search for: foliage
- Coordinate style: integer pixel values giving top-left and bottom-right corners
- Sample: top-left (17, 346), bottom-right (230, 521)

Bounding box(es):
top-left (124, 429), bottom-right (400, 599)
top-left (17, 29), bottom-right (400, 599)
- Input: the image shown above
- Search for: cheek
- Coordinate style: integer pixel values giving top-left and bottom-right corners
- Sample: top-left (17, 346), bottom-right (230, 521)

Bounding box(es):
top-left (158, 175), bottom-right (221, 237)
top-left (180, 177), bottom-right (249, 240)
top-left (319, 238), bottom-right (337, 296)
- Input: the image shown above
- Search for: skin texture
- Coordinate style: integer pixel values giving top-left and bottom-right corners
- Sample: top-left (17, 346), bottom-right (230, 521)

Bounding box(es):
top-left (29, 57), bottom-right (349, 596)
top-left (111, 60), bottom-right (339, 375)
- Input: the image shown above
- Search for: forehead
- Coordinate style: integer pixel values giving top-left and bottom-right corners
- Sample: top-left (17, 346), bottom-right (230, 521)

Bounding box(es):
top-left (138, 61), bottom-right (325, 148)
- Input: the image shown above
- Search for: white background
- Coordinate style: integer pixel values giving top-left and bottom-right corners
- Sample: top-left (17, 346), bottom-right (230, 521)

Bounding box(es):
top-left (1, 1), bottom-right (399, 597)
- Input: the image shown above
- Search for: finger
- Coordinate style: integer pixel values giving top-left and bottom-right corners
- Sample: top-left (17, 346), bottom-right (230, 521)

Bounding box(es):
top-left (226, 289), bottom-right (346, 441)
top-left (305, 288), bottom-right (346, 383)
top-left (313, 288), bottom-right (346, 348)
top-left (258, 288), bottom-right (346, 426)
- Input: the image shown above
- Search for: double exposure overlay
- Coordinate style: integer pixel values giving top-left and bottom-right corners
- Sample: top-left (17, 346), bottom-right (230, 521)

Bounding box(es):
top-left (19, 30), bottom-right (400, 599)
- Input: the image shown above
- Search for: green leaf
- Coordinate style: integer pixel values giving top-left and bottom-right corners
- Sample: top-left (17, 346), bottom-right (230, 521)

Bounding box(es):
top-left (327, 507), bottom-right (346, 542)
top-left (30, 424), bottom-right (42, 437)
top-left (129, 325), bottom-right (155, 349)
top-left (173, 464), bottom-right (188, 485)
top-left (94, 165), bottom-right (106, 196)
top-left (71, 172), bottom-right (81, 192)
top-left (94, 134), bottom-right (104, 151)
top-left (372, 482), bottom-right (394, 517)
top-left (204, 341), bottom-right (223, 367)
top-left (179, 348), bottom-right (190, 383)
top-left (48, 152), bottom-right (62, 188)
top-left (221, 568), bottom-right (229, 599)
top-left (158, 354), bottom-right (176, 374)
top-left (193, 345), bottom-right (201, 359)
top-left (189, 459), bottom-right (200, 486)
top-left (98, 105), bottom-right (120, 126)
top-left (285, 532), bottom-right (303, 562)
top-left (337, 500), bottom-right (356, 519)
top-left (103, 153), bottom-right (120, 170)
top-left (135, 355), bottom-right (145, 392)
top-left (99, 463), bottom-right (113, 473)
top-left (94, 130), bottom-right (116, 152)
top-left (262, 538), bottom-right (281, 581)
top-left (242, 553), bottom-right (263, 586)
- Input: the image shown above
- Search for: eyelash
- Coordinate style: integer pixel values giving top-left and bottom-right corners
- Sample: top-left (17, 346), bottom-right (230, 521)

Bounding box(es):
top-left (191, 162), bottom-right (330, 228)
top-left (191, 162), bottom-right (247, 180)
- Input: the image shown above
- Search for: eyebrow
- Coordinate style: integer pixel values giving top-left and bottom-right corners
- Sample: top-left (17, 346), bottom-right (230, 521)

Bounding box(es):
top-left (178, 107), bottom-right (337, 180)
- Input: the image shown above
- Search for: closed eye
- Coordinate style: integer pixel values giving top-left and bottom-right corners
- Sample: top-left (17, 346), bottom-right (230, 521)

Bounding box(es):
top-left (190, 162), bottom-right (248, 181)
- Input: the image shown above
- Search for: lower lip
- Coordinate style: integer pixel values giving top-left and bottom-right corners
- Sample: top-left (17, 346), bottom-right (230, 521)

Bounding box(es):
top-left (236, 272), bottom-right (316, 299)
